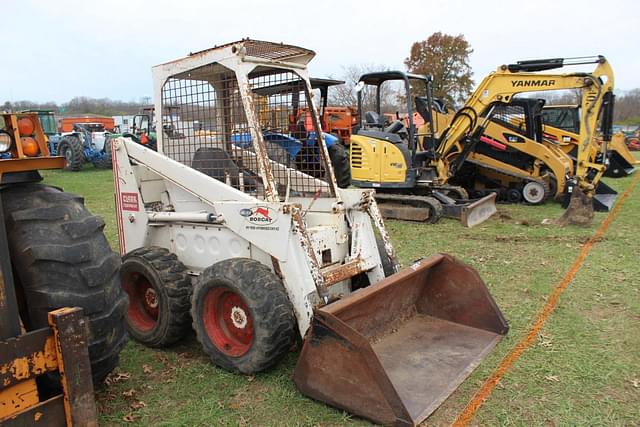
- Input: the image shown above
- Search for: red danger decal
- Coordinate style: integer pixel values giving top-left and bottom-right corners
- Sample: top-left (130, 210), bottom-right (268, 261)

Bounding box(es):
top-left (121, 192), bottom-right (139, 211)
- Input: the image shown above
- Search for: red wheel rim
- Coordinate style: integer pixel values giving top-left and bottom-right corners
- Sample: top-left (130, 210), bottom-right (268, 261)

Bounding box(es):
top-left (122, 271), bottom-right (159, 332)
top-left (202, 287), bottom-right (254, 357)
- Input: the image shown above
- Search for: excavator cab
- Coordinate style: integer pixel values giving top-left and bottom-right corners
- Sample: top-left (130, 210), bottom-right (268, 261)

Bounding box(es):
top-left (349, 71), bottom-right (497, 227)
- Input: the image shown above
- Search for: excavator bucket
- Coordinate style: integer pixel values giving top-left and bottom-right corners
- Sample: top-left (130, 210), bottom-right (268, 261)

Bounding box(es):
top-left (560, 180), bottom-right (617, 226)
top-left (558, 187), bottom-right (596, 226)
top-left (605, 151), bottom-right (636, 178)
top-left (593, 181), bottom-right (617, 212)
top-left (293, 254), bottom-right (508, 426)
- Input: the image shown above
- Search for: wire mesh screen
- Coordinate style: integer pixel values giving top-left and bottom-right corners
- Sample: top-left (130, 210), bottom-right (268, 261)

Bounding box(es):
top-left (490, 104), bottom-right (528, 135)
top-left (161, 63), bottom-right (331, 200)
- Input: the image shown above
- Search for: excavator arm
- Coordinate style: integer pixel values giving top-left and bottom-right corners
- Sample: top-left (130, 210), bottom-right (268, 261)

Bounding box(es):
top-left (435, 56), bottom-right (614, 197)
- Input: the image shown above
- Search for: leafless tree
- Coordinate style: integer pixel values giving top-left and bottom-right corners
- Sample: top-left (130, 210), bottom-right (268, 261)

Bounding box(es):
top-left (327, 63), bottom-right (402, 114)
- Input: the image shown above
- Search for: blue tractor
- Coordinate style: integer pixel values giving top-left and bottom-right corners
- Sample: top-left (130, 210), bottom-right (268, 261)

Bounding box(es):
top-left (50, 122), bottom-right (112, 171)
top-left (27, 111), bottom-right (113, 171)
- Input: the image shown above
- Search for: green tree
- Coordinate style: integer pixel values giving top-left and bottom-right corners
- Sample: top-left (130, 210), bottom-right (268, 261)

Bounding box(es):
top-left (404, 32), bottom-right (474, 107)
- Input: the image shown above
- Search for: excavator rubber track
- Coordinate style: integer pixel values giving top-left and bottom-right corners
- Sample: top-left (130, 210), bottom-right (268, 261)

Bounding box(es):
top-left (464, 158), bottom-right (556, 202)
top-left (373, 191), bottom-right (497, 227)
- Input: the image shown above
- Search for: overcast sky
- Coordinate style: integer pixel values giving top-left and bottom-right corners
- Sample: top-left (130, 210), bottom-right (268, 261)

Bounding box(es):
top-left (2, 0), bottom-right (638, 103)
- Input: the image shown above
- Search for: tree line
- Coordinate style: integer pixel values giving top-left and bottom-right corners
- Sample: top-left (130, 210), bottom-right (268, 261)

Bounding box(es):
top-left (1, 96), bottom-right (152, 116)
top-left (3, 33), bottom-right (639, 124)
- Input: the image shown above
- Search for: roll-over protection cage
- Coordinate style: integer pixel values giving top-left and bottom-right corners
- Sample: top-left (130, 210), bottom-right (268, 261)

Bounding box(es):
top-left (152, 39), bottom-right (337, 202)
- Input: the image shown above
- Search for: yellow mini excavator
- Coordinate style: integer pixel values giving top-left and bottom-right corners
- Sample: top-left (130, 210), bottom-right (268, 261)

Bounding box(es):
top-left (350, 71), bottom-right (498, 227)
top-left (449, 57), bottom-right (617, 213)
top-left (351, 56), bottom-right (616, 225)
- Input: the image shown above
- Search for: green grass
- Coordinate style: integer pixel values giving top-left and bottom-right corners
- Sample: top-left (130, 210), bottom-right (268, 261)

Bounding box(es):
top-left (42, 164), bottom-right (640, 426)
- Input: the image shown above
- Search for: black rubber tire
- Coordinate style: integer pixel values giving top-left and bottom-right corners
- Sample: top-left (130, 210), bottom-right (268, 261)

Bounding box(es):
top-left (191, 258), bottom-right (296, 374)
top-left (546, 173), bottom-right (559, 201)
top-left (58, 135), bottom-right (84, 171)
top-left (93, 138), bottom-right (113, 169)
top-left (2, 183), bottom-right (128, 385)
top-left (120, 247), bottom-right (192, 347)
top-left (327, 143), bottom-right (351, 188)
top-left (506, 188), bottom-right (523, 203)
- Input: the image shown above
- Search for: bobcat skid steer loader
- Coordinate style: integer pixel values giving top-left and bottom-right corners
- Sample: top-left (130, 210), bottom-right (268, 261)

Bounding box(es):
top-left (112, 39), bottom-right (508, 426)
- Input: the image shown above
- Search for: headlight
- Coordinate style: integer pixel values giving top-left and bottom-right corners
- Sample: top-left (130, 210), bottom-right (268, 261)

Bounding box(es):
top-left (0, 131), bottom-right (12, 153)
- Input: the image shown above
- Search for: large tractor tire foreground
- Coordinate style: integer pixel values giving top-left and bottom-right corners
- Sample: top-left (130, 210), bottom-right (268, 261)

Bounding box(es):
top-left (2, 183), bottom-right (128, 385)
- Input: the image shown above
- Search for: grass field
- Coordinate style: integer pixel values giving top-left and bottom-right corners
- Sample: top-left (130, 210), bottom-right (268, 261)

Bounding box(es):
top-left (42, 165), bottom-right (640, 426)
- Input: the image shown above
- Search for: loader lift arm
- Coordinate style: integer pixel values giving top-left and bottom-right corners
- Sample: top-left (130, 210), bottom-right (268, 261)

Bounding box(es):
top-left (435, 56), bottom-right (614, 199)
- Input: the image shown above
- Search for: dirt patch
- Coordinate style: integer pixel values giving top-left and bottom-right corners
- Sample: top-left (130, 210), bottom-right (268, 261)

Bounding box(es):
top-left (554, 189), bottom-right (594, 227)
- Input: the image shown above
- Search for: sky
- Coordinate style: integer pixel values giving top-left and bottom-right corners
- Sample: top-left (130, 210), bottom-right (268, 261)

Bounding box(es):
top-left (2, 0), bottom-right (638, 103)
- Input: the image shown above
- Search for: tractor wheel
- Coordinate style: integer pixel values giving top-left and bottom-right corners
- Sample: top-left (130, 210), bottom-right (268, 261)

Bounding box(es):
top-left (191, 258), bottom-right (296, 374)
top-left (506, 188), bottom-right (523, 203)
top-left (327, 143), bottom-right (351, 188)
top-left (120, 247), bottom-right (192, 347)
top-left (522, 180), bottom-right (548, 205)
top-left (93, 138), bottom-right (113, 169)
top-left (58, 135), bottom-right (84, 171)
top-left (1, 183), bottom-right (128, 385)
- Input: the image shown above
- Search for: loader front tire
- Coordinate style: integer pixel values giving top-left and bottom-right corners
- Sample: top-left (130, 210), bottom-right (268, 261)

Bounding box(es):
top-left (121, 247), bottom-right (192, 347)
top-left (2, 183), bottom-right (127, 385)
top-left (192, 258), bottom-right (296, 374)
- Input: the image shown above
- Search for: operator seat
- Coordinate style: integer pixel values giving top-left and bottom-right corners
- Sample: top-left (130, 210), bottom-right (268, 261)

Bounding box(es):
top-left (192, 147), bottom-right (258, 190)
top-left (364, 111), bottom-right (384, 128)
top-left (384, 120), bottom-right (405, 134)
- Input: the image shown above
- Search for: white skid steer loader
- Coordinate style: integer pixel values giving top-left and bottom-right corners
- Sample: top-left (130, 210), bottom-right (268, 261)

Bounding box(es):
top-left (112, 39), bottom-right (508, 426)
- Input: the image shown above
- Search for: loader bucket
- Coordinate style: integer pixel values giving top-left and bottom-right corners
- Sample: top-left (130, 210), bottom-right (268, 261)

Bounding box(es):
top-left (293, 254), bottom-right (508, 426)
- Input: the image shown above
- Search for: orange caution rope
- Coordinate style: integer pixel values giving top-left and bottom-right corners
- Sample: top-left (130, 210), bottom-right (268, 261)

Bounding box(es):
top-left (451, 173), bottom-right (640, 427)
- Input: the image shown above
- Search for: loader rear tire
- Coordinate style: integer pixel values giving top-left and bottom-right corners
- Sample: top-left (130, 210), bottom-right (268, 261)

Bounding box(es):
top-left (328, 143), bottom-right (351, 188)
top-left (58, 135), bottom-right (84, 171)
top-left (1, 183), bottom-right (127, 385)
top-left (121, 247), bottom-right (192, 347)
top-left (192, 258), bottom-right (296, 374)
